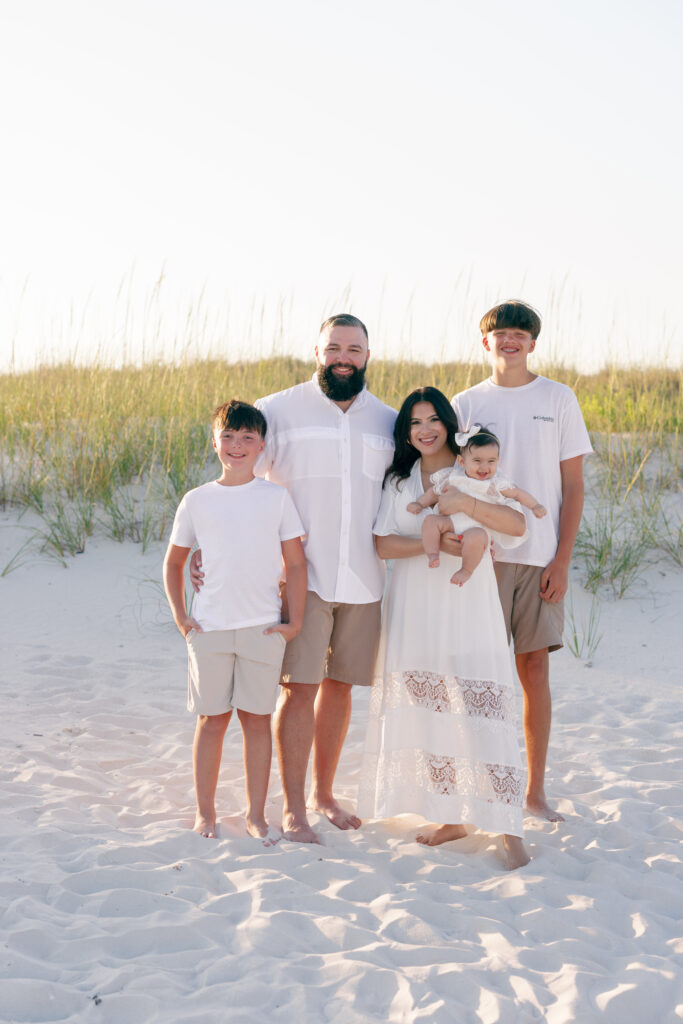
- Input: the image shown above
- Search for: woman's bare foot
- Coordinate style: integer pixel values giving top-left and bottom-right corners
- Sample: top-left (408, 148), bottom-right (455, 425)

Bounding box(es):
top-left (450, 567), bottom-right (472, 586)
top-left (282, 811), bottom-right (321, 844)
top-left (502, 834), bottom-right (530, 870)
top-left (416, 823), bottom-right (467, 846)
top-left (193, 814), bottom-right (217, 839)
top-left (526, 793), bottom-right (565, 822)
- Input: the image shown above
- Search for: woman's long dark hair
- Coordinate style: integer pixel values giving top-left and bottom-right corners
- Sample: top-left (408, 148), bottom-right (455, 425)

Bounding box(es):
top-left (385, 386), bottom-right (460, 487)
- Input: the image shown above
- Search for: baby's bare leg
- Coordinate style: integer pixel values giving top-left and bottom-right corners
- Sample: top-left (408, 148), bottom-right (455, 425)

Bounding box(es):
top-left (450, 527), bottom-right (488, 586)
top-left (421, 514), bottom-right (454, 568)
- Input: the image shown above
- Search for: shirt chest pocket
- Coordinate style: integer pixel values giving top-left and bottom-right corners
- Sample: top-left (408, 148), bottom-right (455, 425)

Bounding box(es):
top-left (362, 433), bottom-right (394, 481)
top-left (274, 427), bottom-right (340, 480)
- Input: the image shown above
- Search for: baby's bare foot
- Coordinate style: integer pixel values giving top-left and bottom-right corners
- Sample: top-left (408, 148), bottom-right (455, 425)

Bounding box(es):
top-left (193, 814), bottom-right (217, 839)
top-left (428, 554), bottom-right (440, 568)
top-left (416, 823), bottom-right (467, 846)
top-left (450, 568), bottom-right (472, 586)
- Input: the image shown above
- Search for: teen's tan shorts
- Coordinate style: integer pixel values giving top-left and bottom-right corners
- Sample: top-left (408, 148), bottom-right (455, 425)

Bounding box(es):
top-left (494, 562), bottom-right (564, 654)
top-left (281, 591), bottom-right (381, 687)
top-left (186, 625), bottom-right (286, 716)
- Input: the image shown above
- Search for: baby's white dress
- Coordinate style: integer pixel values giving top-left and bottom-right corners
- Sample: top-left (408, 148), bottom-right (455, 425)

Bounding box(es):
top-left (429, 465), bottom-right (518, 542)
top-left (358, 460), bottom-right (527, 836)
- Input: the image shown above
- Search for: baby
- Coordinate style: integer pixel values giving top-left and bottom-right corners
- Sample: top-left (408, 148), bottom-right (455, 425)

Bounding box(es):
top-left (407, 425), bottom-right (546, 586)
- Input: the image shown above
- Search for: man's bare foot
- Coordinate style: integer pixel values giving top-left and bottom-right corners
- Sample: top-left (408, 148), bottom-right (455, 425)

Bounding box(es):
top-left (428, 554), bottom-right (440, 568)
top-left (246, 817), bottom-right (282, 848)
top-left (309, 796), bottom-right (361, 831)
top-left (450, 567), bottom-right (472, 586)
top-left (416, 823), bottom-right (467, 846)
top-left (193, 814), bottom-right (217, 839)
top-left (502, 834), bottom-right (530, 869)
top-left (525, 794), bottom-right (565, 822)
top-left (282, 812), bottom-right (321, 844)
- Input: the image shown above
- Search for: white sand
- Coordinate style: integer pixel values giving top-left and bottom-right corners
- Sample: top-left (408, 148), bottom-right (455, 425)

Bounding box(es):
top-left (1, 509), bottom-right (682, 1024)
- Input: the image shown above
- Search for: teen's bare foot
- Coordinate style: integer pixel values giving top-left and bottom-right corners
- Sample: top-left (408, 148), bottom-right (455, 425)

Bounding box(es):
top-left (450, 568), bottom-right (472, 586)
top-left (246, 817), bottom-right (282, 848)
top-left (282, 812), bottom-right (321, 844)
top-left (309, 796), bottom-right (361, 831)
top-left (416, 823), bottom-right (467, 846)
top-left (526, 795), bottom-right (565, 822)
top-left (502, 834), bottom-right (530, 869)
top-left (193, 814), bottom-right (217, 839)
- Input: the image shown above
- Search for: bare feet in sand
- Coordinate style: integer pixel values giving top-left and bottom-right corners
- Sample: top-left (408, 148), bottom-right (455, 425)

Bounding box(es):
top-left (282, 812), bottom-right (321, 844)
top-left (246, 818), bottom-right (282, 848)
top-left (416, 823), bottom-right (467, 846)
top-left (525, 794), bottom-right (565, 822)
top-left (502, 834), bottom-right (530, 870)
top-left (450, 567), bottom-right (472, 586)
top-left (194, 815), bottom-right (217, 839)
top-left (308, 796), bottom-right (361, 831)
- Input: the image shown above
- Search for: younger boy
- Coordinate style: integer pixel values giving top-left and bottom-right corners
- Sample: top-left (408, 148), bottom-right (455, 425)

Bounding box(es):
top-left (163, 400), bottom-right (307, 843)
top-left (448, 301), bottom-right (592, 821)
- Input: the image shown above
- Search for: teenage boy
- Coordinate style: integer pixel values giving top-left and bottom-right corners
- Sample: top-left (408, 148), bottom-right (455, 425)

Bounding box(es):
top-left (163, 400), bottom-right (306, 843)
top-left (448, 300), bottom-right (592, 822)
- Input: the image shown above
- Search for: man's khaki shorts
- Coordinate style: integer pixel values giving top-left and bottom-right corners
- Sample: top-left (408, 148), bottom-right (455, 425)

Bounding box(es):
top-left (494, 562), bottom-right (564, 654)
top-left (186, 625), bottom-right (286, 716)
top-left (281, 591), bottom-right (381, 687)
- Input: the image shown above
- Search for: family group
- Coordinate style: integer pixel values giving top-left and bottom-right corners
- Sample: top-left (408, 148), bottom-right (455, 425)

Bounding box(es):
top-left (163, 300), bottom-right (593, 870)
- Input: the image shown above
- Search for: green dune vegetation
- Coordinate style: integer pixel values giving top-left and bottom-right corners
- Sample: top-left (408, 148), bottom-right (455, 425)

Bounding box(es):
top-left (0, 358), bottom-right (680, 614)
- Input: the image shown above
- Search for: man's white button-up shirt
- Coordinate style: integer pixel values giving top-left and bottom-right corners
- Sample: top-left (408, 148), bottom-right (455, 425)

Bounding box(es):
top-left (256, 376), bottom-right (396, 604)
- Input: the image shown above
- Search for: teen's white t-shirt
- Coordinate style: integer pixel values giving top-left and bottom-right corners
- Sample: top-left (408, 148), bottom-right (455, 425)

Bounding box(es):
top-left (452, 376), bottom-right (593, 567)
top-left (169, 478), bottom-right (304, 631)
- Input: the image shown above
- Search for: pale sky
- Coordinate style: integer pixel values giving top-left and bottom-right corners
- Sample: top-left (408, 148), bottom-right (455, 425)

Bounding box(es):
top-left (1, 0), bottom-right (681, 371)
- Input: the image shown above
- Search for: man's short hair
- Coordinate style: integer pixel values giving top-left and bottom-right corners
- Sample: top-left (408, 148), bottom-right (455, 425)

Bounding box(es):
top-left (212, 399), bottom-right (267, 438)
top-left (479, 300), bottom-right (542, 340)
top-left (319, 313), bottom-right (369, 341)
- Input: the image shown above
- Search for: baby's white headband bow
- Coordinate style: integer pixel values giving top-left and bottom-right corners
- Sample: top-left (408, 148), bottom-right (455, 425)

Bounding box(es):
top-left (455, 424), bottom-right (482, 447)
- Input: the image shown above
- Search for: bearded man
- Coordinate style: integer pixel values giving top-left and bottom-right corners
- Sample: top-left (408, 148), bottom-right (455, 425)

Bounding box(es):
top-left (192, 314), bottom-right (396, 843)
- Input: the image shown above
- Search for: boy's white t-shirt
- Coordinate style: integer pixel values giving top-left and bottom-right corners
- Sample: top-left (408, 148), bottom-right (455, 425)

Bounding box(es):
top-left (452, 376), bottom-right (592, 567)
top-left (169, 478), bottom-right (304, 631)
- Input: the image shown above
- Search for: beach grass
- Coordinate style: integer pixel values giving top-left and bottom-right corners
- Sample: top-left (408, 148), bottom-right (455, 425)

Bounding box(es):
top-left (0, 356), bottom-right (680, 590)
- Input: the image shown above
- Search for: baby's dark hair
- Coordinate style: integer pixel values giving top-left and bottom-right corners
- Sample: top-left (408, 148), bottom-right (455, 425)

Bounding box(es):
top-left (212, 399), bottom-right (267, 438)
top-left (462, 424), bottom-right (500, 453)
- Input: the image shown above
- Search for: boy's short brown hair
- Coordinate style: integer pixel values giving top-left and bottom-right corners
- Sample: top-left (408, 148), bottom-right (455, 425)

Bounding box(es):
top-left (479, 300), bottom-right (542, 340)
top-left (212, 399), bottom-right (267, 438)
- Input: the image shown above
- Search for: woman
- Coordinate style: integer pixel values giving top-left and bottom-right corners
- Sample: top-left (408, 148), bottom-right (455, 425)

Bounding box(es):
top-left (358, 387), bottom-right (530, 869)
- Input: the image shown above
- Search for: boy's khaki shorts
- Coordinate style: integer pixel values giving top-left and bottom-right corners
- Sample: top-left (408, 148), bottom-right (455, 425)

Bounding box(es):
top-left (186, 625), bottom-right (286, 716)
top-left (281, 591), bottom-right (381, 687)
top-left (494, 562), bottom-right (564, 654)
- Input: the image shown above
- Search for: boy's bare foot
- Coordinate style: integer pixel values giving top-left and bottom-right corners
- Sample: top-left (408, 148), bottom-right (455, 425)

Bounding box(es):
top-left (502, 834), bottom-right (530, 870)
top-left (428, 554), bottom-right (440, 568)
top-left (282, 812), bottom-right (321, 844)
top-left (193, 814), bottom-right (218, 839)
top-left (309, 796), bottom-right (361, 831)
top-left (525, 794), bottom-right (565, 822)
top-left (450, 568), bottom-right (472, 586)
top-left (246, 817), bottom-right (282, 848)
top-left (416, 823), bottom-right (467, 845)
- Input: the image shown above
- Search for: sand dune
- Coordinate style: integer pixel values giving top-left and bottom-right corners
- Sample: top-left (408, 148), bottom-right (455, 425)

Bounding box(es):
top-left (1, 512), bottom-right (682, 1023)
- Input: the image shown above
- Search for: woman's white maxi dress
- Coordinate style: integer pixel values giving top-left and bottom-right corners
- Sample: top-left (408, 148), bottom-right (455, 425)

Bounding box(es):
top-left (358, 460), bottom-right (526, 837)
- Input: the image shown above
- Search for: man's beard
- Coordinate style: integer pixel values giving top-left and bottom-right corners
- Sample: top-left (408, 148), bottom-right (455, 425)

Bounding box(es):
top-left (317, 363), bottom-right (367, 402)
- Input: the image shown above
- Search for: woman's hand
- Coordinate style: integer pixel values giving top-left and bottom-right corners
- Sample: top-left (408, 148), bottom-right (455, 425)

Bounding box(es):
top-left (436, 486), bottom-right (468, 517)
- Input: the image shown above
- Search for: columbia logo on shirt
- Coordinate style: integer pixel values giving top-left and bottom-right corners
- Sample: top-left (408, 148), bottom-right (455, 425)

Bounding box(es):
top-left (533, 415), bottom-right (555, 422)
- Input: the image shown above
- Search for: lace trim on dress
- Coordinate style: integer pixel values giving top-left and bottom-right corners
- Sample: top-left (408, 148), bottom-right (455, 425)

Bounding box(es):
top-left (423, 754), bottom-right (524, 805)
top-left (398, 669), bottom-right (514, 720)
